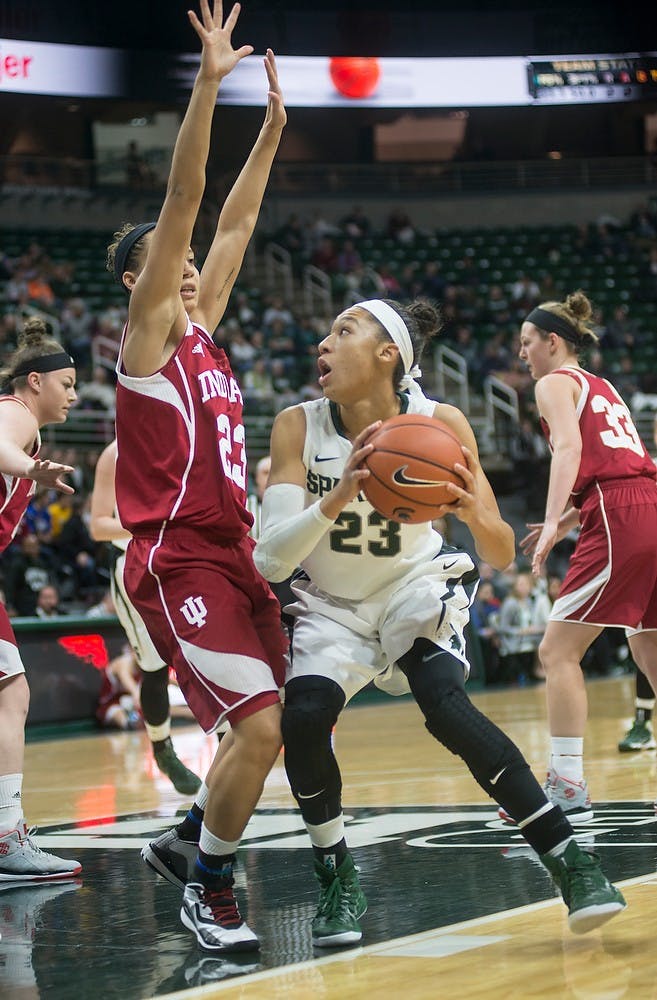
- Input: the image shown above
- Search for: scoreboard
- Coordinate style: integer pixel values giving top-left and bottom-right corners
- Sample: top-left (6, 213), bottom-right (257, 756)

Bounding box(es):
top-left (528, 55), bottom-right (657, 104)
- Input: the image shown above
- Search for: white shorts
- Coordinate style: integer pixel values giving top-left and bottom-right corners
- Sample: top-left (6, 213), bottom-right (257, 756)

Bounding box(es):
top-left (111, 552), bottom-right (166, 673)
top-left (0, 603), bottom-right (24, 681)
top-left (286, 547), bottom-right (478, 704)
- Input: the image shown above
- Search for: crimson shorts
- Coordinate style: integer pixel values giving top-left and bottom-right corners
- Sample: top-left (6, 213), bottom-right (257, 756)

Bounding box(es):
top-left (0, 602), bottom-right (24, 681)
top-left (123, 527), bottom-right (287, 733)
top-left (551, 479), bottom-right (657, 629)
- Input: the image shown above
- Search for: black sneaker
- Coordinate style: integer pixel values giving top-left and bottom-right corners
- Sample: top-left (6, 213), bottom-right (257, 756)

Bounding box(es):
top-left (141, 828), bottom-right (198, 889)
top-left (181, 881), bottom-right (259, 952)
top-left (153, 739), bottom-right (202, 795)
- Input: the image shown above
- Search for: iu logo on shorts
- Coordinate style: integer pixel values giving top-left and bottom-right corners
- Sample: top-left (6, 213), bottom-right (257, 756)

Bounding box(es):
top-left (180, 596), bottom-right (208, 629)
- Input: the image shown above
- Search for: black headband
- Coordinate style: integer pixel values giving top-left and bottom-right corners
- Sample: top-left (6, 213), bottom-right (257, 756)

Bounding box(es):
top-left (13, 352), bottom-right (75, 378)
top-left (526, 307), bottom-right (581, 345)
top-left (113, 222), bottom-right (157, 286)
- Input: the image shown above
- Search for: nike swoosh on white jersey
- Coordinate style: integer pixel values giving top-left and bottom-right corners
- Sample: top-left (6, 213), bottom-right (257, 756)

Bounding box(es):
top-left (314, 454), bottom-right (340, 463)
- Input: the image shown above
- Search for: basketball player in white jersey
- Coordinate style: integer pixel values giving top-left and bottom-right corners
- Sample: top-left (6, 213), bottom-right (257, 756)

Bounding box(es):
top-left (90, 439), bottom-right (202, 794)
top-left (0, 317), bottom-right (81, 880)
top-left (254, 296), bottom-right (625, 945)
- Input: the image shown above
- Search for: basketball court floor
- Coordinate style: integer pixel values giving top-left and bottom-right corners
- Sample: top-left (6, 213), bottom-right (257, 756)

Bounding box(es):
top-left (4, 675), bottom-right (657, 999)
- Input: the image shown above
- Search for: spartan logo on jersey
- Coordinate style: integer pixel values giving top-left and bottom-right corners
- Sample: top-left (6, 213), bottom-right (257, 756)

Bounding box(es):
top-left (180, 595), bottom-right (208, 629)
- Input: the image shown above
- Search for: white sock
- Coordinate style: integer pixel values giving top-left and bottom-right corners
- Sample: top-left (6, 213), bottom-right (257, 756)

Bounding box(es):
top-left (0, 773), bottom-right (23, 831)
top-left (145, 719), bottom-right (171, 743)
top-left (194, 782), bottom-right (209, 811)
top-left (306, 815), bottom-right (345, 849)
top-left (199, 822), bottom-right (239, 859)
top-left (550, 737), bottom-right (584, 783)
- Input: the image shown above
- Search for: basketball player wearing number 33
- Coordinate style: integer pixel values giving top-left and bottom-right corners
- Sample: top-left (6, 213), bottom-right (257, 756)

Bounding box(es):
top-left (253, 297), bottom-right (625, 948)
top-left (514, 290), bottom-right (657, 825)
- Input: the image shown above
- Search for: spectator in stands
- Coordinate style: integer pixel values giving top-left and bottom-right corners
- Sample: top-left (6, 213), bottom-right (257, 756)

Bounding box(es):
top-left (86, 589), bottom-right (116, 618)
top-left (55, 496), bottom-right (98, 604)
top-left (47, 490), bottom-right (74, 542)
top-left (386, 208), bottom-right (415, 244)
top-left (26, 271), bottom-right (56, 312)
top-left (340, 205), bottom-right (371, 239)
top-left (35, 584), bottom-right (63, 619)
top-left (4, 533), bottom-right (59, 617)
top-left (497, 571), bottom-right (547, 685)
top-left (262, 293), bottom-right (294, 329)
top-left (311, 236), bottom-right (339, 275)
top-left (76, 365), bottom-right (116, 415)
top-left (471, 581), bottom-right (501, 685)
top-left (242, 357), bottom-right (275, 412)
top-left (336, 240), bottom-right (363, 275)
top-left (61, 298), bottom-right (94, 371)
top-left (510, 272), bottom-right (541, 312)
top-left (22, 488), bottom-right (54, 551)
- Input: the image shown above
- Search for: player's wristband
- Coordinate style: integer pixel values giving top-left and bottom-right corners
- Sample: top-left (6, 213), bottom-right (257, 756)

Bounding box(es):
top-left (253, 483), bottom-right (334, 583)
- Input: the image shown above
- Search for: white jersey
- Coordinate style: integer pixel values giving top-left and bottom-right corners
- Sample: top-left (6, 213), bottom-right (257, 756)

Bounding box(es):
top-left (299, 392), bottom-right (444, 601)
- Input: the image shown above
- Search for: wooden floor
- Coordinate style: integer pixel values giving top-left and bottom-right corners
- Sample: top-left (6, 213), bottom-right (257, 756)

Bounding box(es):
top-left (8, 673), bottom-right (657, 999)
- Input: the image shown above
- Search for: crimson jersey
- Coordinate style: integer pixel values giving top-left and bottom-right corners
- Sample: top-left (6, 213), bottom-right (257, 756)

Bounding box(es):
top-left (540, 366), bottom-right (656, 507)
top-left (0, 397), bottom-right (39, 553)
top-left (115, 318), bottom-right (252, 539)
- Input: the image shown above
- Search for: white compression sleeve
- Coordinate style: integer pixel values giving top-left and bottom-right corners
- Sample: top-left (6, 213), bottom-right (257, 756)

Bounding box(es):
top-left (253, 483), bottom-right (335, 582)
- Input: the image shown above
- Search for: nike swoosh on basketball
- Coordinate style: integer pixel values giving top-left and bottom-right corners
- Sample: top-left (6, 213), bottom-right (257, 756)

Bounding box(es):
top-left (392, 465), bottom-right (452, 488)
top-left (314, 454), bottom-right (340, 462)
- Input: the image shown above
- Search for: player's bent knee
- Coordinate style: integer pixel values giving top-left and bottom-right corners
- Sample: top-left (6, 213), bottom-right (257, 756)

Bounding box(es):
top-left (399, 638), bottom-right (525, 787)
top-left (282, 676), bottom-right (345, 786)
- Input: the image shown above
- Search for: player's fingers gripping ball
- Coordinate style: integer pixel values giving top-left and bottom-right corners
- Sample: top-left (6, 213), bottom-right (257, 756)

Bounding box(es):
top-left (362, 414), bottom-right (465, 523)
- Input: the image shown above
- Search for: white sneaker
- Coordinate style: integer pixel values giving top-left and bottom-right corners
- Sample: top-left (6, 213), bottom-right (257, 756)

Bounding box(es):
top-left (181, 882), bottom-right (259, 953)
top-left (0, 824), bottom-right (81, 882)
top-left (498, 770), bottom-right (593, 825)
top-left (543, 769), bottom-right (594, 823)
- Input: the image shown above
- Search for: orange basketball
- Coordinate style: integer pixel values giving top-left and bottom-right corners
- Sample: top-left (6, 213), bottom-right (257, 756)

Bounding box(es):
top-left (362, 414), bottom-right (465, 524)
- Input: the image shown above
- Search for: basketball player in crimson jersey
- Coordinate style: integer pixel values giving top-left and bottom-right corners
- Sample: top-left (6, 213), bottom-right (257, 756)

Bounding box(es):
top-left (107, 1), bottom-right (287, 951)
top-left (0, 316), bottom-right (81, 881)
top-left (254, 296), bottom-right (625, 946)
top-left (516, 289), bottom-right (657, 821)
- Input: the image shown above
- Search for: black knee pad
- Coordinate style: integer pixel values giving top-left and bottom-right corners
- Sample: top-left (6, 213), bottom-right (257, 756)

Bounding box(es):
top-left (282, 676), bottom-right (345, 798)
top-left (400, 638), bottom-right (526, 791)
top-left (139, 666), bottom-right (169, 726)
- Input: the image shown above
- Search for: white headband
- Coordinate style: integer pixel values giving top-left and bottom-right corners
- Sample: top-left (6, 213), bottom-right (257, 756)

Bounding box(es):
top-left (356, 299), bottom-right (422, 387)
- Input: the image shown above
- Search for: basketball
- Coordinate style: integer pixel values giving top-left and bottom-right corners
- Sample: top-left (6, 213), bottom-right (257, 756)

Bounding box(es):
top-left (362, 414), bottom-right (465, 524)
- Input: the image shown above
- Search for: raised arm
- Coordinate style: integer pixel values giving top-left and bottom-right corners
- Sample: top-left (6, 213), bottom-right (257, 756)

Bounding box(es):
top-left (193, 48), bottom-right (287, 333)
top-left (122, 1), bottom-right (253, 376)
top-left (90, 440), bottom-right (131, 543)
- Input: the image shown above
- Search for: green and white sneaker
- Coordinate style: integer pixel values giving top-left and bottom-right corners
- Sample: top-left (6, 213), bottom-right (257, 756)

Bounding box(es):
top-left (618, 720), bottom-right (656, 752)
top-left (540, 839), bottom-right (627, 934)
top-left (312, 854), bottom-right (367, 948)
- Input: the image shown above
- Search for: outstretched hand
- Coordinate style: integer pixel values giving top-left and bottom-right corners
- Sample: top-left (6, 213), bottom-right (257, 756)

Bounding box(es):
top-left (263, 49), bottom-right (287, 130)
top-left (188, 1), bottom-right (254, 82)
top-left (29, 459), bottom-right (75, 494)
